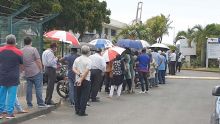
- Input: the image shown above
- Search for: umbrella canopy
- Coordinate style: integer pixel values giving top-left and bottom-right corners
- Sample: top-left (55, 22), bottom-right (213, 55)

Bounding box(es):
top-left (117, 39), bottom-right (143, 50)
top-left (89, 39), bottom-right (113, 49)
top-left (138, 40), bottom-right (150, 48)
top-left (44, 30), bottom-right (79, 46)
top-left (102, 46), bottom-right (126, 62)
top-left (149, 43), bottom-right (170, 50)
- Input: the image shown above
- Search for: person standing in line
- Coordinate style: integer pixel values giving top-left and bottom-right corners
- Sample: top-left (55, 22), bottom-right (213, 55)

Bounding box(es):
top-left (108, 55), bottom-right (125, 98)
top-left (42, 43), bottom-right (58, 105)
top-left (89, 48), bottom-right (106, 102)
top-left (170, 50), bottom-right (176, 75)
top-left (151, 49), bottom-right (160, 86)
top-left (149, 55), bottom-right (157, 87)
top-left (158, 51), bottom-right (166, 84)
top-left (137, 48), bottom-right (151, 93)
top-left (72, 45), bottom-right (91, 116)
top-left (104, 61), bottom-right (113, 93)
top-left (21, 37), bottom-right (48, 108)
top-left (123, 53), bottom-right (132, 93)
top-left (60, 46), bottom-right (78, 106)
top-left (0, 34), bottom-right (23, 119)
top-left (176, 52), bottom-right (184, 72)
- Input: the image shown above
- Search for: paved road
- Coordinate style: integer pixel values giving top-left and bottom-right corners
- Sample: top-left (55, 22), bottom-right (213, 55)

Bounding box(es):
top-left (21, 71), bottom-right (220, 124)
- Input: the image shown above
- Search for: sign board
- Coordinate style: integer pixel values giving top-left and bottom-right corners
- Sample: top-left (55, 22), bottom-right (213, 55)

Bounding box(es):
top-left (179, 39), bottom-right (196, 56)
top-left (206, 38), bottom-right (220, 68)
top-left (207, 38), bottom-right (220, 59)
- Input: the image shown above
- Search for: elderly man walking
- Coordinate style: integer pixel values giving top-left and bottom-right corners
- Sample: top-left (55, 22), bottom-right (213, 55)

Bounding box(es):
top-left (21, 37), bottom-right (47, 108)
top-left (89, 48), bottom-right (106, 102)
top-left (42, 43), bottom-right (58, 105)
top-left (73, 45), bottom-right (92, 116)
top-left (0, 34), bottom-right (23, 119)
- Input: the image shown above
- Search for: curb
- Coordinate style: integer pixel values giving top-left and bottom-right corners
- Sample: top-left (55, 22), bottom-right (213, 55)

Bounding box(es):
top-left (0, 99), bottom-right (61, 124)
top-left (166, 76), bottom-right (220, 80)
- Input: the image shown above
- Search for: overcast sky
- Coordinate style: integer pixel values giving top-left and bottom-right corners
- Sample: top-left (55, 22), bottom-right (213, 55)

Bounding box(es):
top-left (102, 0), bottom-right (220, 44)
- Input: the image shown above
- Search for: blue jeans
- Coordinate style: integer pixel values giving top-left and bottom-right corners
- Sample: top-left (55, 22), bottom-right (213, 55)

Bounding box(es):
top-left (0, 86), bottom-right (17, 115)
top-left (158, 70), bottom-right (166, 84)
top-left (26, 72), bottom-right (44, 107)
top-left (68, 78), bottom-right (75, 104)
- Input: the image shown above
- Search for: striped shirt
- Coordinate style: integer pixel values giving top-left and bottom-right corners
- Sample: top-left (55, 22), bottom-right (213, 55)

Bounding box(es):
top-left (42, 49), bottom-right (57, 69)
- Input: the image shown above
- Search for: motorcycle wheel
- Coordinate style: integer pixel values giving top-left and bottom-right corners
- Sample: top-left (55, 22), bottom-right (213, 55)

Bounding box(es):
top-left (56, 80), bottom-right (69, 98)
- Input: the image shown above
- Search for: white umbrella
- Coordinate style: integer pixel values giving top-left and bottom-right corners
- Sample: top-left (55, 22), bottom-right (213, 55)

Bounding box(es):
top-left (138, 40), bottom-right (150, 48)
top-left (149, 43), bottom-right (170, 50)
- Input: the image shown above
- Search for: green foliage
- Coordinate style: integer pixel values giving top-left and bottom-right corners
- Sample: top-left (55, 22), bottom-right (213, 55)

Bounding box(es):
top-left (116, 14), bottom-right (172, 44)
top-left (145, 14), bottom-right (172, 43)
top-left (176, 23), bottom-right (220, 67)
top-left (0, 0), bottom-right (110, 36)
top-left (45, 0), bottom-right (111, 36)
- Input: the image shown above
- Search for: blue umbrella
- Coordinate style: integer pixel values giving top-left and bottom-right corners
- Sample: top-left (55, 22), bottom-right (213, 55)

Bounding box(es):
top-left (117, 39), bottom-right (143, 50)
top-left (89, 39), bottom-right (113, 49)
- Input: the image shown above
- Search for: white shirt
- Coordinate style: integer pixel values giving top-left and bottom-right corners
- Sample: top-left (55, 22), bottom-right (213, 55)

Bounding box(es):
top-left (89, 53), bottom-right (106, 72)
top-left (178, 54), bottom-right (184, 62)
top-left (42, 49), bottom-right (57, 69)
top-left (170, 53), bottom-right (176, 61)
top-left (73, 55), bottom-right (92, 81)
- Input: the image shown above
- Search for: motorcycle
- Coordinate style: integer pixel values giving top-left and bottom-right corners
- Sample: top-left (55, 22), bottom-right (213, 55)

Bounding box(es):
top-left (43, 63), bottom-right (69, 98)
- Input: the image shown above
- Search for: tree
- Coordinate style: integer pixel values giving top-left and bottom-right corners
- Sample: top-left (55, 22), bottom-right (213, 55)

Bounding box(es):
top-left (116, 14), bottom-right (172, 44)
top-left (175, 28), bottom-right (195, 47)
top-left (0, 0), bottom-right (111, 38)
top-left (193, 24), bottom-right (220, 66)
top-left (175, 24), bottom-right (220, 67)
top-left (145, 14), bottom-right (172, 43)
top-left (45, 0), bottom-right (111, 39)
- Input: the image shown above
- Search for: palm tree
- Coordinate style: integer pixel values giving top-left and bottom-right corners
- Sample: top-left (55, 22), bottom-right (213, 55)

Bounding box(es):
top-left (193, 24), bottom-right (220, 66)
top-left (175, 28), bottom-right (195, 47)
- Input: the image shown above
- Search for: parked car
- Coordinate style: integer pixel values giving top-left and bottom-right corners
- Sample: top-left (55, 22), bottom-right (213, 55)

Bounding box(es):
top-left (211, 86), bottom-right (220, 124)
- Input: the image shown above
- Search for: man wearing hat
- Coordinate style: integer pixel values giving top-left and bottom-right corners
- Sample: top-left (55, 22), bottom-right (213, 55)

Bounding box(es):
top-left (89, 48), bottom-right (106, 102)
top-left (42, 43), bottom-right (58, 105)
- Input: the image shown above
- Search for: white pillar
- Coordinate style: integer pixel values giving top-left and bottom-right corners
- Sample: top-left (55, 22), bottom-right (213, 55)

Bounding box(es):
top-left (185, 56), bottom-right (191, 67)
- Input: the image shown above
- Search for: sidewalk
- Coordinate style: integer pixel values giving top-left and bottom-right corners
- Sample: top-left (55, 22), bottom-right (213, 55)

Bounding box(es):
top-left (0, 85), bottom-right (62, 124)
top-left (166, 70), bottom-right (220, 80)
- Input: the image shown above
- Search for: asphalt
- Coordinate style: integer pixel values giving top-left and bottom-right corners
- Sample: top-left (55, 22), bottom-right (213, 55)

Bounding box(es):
top-left (19, 70), bottom-right (220, 124)
top-left (0, 86), bottom-right (61, 124)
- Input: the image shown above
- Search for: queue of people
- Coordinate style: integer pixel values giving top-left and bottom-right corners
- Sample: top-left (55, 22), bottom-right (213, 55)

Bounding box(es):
top-left (0, 34), bottom-right (185, 118)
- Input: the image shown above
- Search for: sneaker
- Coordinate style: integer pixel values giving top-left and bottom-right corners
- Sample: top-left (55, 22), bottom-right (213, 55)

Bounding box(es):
top-left (38, 104), bottom-right (49, 108)
top-left (139, 91), bottom-right (145, 94)
top-left (17, 110), bottom-right (28, 114)
top-left (6, 114), bottom-right (15, 119)
top-left (0, 114), bottom-right (4, 119)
